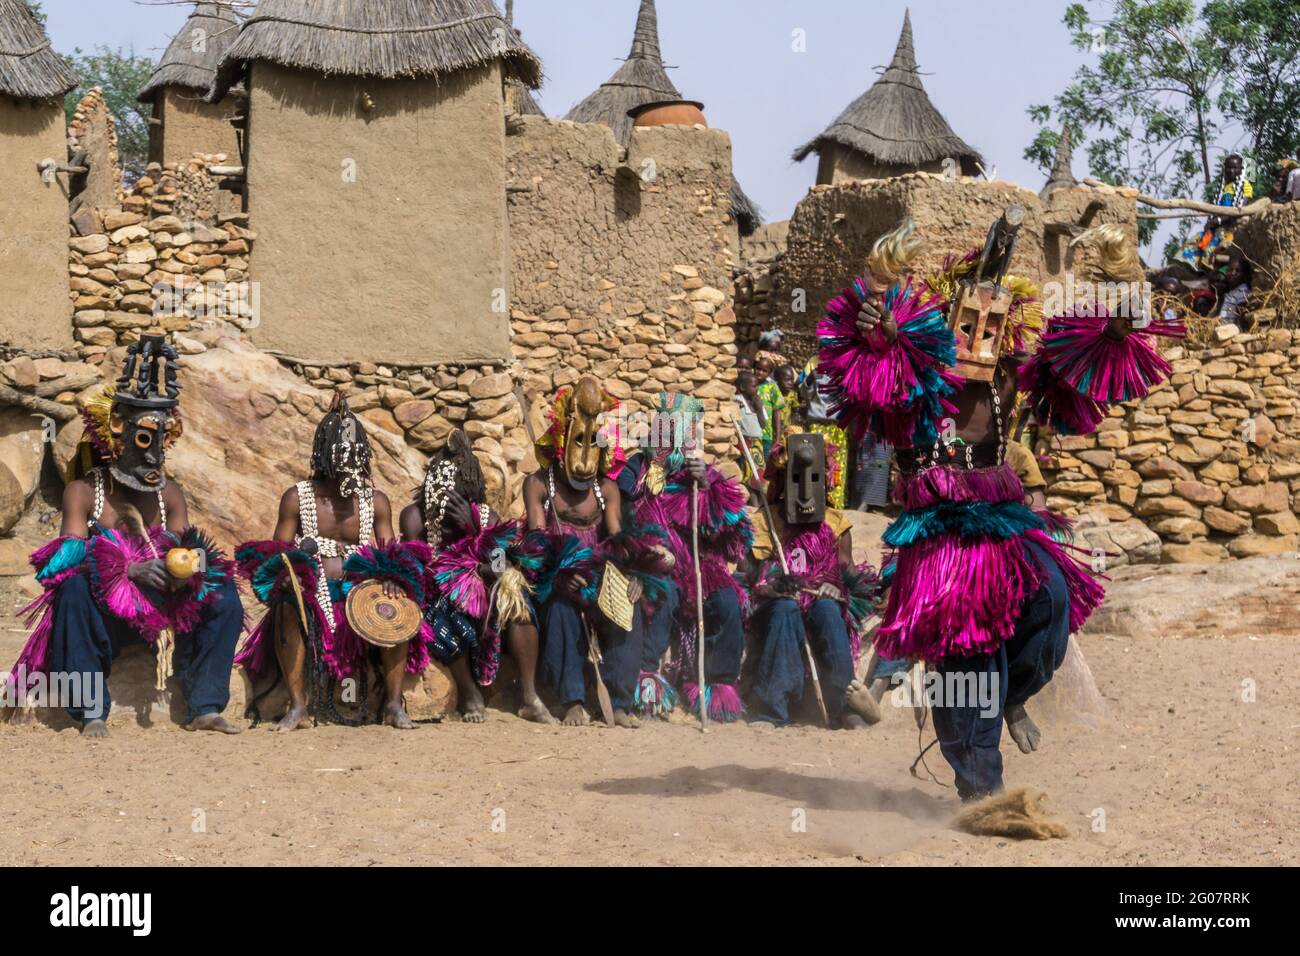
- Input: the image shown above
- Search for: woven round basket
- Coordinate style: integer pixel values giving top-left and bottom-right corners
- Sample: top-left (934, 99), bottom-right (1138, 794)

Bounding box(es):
top-left (345, 581), bottom-right (422, 648)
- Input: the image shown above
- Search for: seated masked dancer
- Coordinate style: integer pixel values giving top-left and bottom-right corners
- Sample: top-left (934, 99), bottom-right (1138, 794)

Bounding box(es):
top-left (236, 394), bottom-right (434, 731)
top-left (742, 433), bottom-right (882, 729)
top-left (522, 376), bottom-right (673, 729)
top-left (4, 335), bottom-right (243, 737)
top-left (399, 429), bottom-right (554, 724)
top-left (818, 216), bottom-right (1183, 800)
top-left (616, 392), bottom-right (752, 722)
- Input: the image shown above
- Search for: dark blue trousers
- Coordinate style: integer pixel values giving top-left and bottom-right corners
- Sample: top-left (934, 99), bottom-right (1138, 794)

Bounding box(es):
top-left (752, 597), bottom-right (854, 725)
top-left (539, 597), bottom-right (642, 711)
top-left (47, 572), bottom-right (243, 724)
top-left (929, 542), bottom-right (1072, 801)
top-left (641, 586), bottom-right (678, 672)
top-left (644, 585), bottom-right (745, 684)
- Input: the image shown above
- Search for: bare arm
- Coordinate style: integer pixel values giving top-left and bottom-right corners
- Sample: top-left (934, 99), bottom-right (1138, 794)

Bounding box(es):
top-left (523, 474), bottom-right (548, 532)
top-left (372, 491), bottom-right (395, 545)
top-left (164, 480), bottom-right (189, 534)
top-left (837, 529), bottom-right (854, 569)
top-left (59, 480), bottom-right (93, 538)
top-left (602, 478), bottom-right (623, 536)
top-left (399, 502), bottom-right (423, 543)
top-left (273, 486), bottom-right (300, 543)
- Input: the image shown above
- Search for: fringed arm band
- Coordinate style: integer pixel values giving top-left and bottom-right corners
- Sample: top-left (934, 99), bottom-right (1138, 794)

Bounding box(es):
top-left (434, 515), bottom-right (527, 622)
top-left (598, 522), bottom-right (677, 609)
top-left (343, 539), bottom-right (434, 608)
top-left (1019, 308), bottom-right (1185, 436)
top-left (817, 277), bottom-right (962, 447)
top-left (235, 539), bottom-right (322, 609)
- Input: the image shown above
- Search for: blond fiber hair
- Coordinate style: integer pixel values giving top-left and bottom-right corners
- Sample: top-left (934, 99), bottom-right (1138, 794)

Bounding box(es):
top-left (867, 220), bottom-right (926, 283)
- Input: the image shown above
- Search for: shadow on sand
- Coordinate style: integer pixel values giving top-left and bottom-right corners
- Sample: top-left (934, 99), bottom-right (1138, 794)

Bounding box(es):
top-left (586, 763), bottom-right (953, 821)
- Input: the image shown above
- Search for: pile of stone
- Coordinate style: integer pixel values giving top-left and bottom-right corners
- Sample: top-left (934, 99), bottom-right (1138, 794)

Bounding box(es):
top-left (68, 203), bottom-right (255, 356)
top-left (508, 264), bottom-right (738, 463)
top-left (280, 358), bottom-right (530, 511)
top-left (1039, 326), bottom-right (1300, 562)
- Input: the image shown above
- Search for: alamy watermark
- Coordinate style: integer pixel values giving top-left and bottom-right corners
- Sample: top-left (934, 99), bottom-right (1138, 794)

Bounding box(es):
top-left (1042, 277), bottom-right (1154, 327)
top-left (152, 280), bottom-right (262, 329)
top-left (1, 668), bottom-right (104, 713)
top-left (889, 666), bottom-right (1000, 718)
top-left (596, 408), bottom-right (706, 455)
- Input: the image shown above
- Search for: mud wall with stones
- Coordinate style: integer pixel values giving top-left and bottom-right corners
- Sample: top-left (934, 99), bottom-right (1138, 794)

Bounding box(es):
top-left (1038, 326), bottom-right (1300, 562)
top-left (734, 174), bottom-right (1135, 359)
top-left (1235, 200), bottom-right (1300, 320)
top-left (66, 87), bottom-right (122, 212)
top-left (506, 117), bottom-right (739, 461)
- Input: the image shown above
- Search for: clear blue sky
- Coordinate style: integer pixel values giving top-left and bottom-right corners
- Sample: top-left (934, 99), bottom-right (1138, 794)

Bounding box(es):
top-left (40, 0), bottom-right (1097, 225)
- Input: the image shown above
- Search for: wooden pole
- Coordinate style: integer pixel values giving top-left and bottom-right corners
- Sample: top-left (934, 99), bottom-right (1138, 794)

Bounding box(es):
top-left (1083, 178), bottom-right (1273, 218)
top-left (0, 384), bottom-right (75, 422)
top-left (691, 480), bottom-right (707, 732)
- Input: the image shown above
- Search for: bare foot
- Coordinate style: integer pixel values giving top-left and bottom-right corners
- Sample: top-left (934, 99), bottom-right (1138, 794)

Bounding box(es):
top-left (1005, 704), bottom-right (1041, 754)
top-left (187, 713), bottom-right (243, 735)
top-left (272, 704), bottom-right (312, 733)
top-left (562, 703), bottom-right (590, 727)
top-left (518, 695), bottom-right (557, 725)
top-left (81, 719), bottom-right (109, 738)
top-left (748, 718), bottom-right (778, 731)
top-left (460, 684), bottom-right (487, 724)
top-left (840, 712), bottom-right (869, 730)
top-left (384, 702), bottom-right (416, 730)
top-left (613, 708), bottom-right (640, 729)
top-left (844, 678), bottom-right (882, 725)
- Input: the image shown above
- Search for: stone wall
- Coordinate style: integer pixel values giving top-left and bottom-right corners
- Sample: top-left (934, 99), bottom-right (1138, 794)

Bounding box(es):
top-left (1037, 326), bottom-right (1300, 563)
top-left (506, 117), bottom-right (739, 460)
top-left (66, 87), bottom-right (122, 211)
top-left (54, 161), bottom-right (532, 535)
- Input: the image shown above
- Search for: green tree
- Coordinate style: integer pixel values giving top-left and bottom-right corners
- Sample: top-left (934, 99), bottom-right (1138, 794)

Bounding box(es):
top-left (1203, 0), bottom-right (1300, 175)
top-left (63, 47), bottom-right (156, 182)
top-left (23, 1), bottom-right (45, 26)
top-left (1025, 0), bottom-right (1223, 216)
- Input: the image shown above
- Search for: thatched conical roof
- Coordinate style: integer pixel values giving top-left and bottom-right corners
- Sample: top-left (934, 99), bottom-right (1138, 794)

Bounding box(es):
top-left (210, 0), bottom-right (543, 101)
top-left (0, 0), bottom-right (76, 100)
top-left (503, 0), bottom-right (541, 115)
top-left (564, 0), bottom-right (681, 146)
top-left (730, 178), bottom-right (761, 236)
top-left (139, 2), bottom-right (241, 104)
top-left (792, 9), bottom-right (981, 171)
top-left (1039, 125), bottom-right (1078, 199)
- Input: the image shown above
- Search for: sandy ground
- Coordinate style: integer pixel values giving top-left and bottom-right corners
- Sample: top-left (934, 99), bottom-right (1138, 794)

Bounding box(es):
top-left (1, 557), bottom-right (1298, 867)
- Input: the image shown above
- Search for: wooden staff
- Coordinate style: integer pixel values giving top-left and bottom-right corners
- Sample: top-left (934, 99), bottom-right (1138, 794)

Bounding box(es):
top-left (280, 552), bottom-right (310, 636)
top-left (581, 614), bottom-right (616, 728)
top-left (691, 479), bottom-right (707, 732)
top-left (120, 503), bottom-right (174, 697)
top-left (732, 421), bottom-right (830, 727)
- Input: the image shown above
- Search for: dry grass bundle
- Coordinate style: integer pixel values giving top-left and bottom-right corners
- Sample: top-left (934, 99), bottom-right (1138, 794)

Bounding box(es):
top-left (952, 787), bottom-right (1071, 840)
